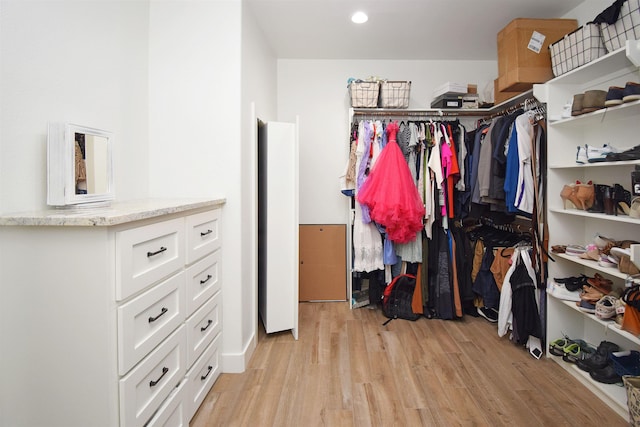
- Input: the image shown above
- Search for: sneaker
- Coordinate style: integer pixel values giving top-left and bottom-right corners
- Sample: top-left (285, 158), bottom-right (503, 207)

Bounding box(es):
top-left (623, 81), bottom-right (640, 103)
top-left (477, 306), bottom-right (498, 323)
top-left (576, 145), bottom-right (588, 164)
top-left (586, 144), bottom-right (618, 163)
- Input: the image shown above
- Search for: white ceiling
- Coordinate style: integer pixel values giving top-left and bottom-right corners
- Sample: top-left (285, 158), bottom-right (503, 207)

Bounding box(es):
top-left (245, 0), bottom-right (586, 60)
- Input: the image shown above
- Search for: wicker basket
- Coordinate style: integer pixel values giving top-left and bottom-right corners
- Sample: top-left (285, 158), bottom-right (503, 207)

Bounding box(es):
top-left (623, 375), bottom-right (640, 425)
top-left (349, 81), bottom-right (380, 108)
top-left (600, 0), bottom-right (640, 52)
top-left (550, 23), bottom-right (607, 77)
top-left (379, 81), bottom-right (411, 108)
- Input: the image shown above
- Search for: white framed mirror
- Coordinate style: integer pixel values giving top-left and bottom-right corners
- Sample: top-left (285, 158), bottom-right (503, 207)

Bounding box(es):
top-left (47, 123), bottom-right (114, 207)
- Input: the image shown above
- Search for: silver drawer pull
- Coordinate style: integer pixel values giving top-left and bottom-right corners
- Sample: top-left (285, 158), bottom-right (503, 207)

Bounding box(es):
top-left (200, 274), bottom-right (212, 285)
top-left (200, 229), bottom-right (213, 237)
top-left (149, 367), bottom-right (169, 387)
top-left (200, 319), bottom-right (213, 332)
top-left (148, 307), bottom-right (168, 323)
top-left (200, 365), bottom-right (213, 381)
top-left (147, 246), bottom-right (167, 257)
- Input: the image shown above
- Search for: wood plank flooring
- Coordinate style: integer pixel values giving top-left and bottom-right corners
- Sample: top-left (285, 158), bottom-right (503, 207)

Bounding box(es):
top-left (190, 302), bottom-right (627, 426)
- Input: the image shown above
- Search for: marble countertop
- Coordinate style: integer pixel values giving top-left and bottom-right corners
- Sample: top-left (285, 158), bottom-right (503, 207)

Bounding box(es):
top-left (0, 197), bottom-right (226, 226)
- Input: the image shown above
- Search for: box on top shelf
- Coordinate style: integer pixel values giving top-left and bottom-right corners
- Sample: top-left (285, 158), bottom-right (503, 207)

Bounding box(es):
top-left (497, 18), bottom-right (578, 92)
top-left (432, 82), bottom-right (478, 99)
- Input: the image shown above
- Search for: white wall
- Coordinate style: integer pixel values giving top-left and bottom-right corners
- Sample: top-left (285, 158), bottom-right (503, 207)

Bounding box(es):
top-left (148, 0), bottom-right (259, 372)
top-left (240, 3), bottom-right (278, 362)
top-left (277, 59), bottom-right (498, 224)
top-left (563, 0), bottom-right (611, 24)
top-left (0, 0), bottom-right (150, 213)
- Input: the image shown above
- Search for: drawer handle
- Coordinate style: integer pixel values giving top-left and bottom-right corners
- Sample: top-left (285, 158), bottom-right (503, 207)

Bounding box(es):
top-left (200, 274), bottom-right (212, 285)
top-left (200, 365), bottom-right (213, 381)
top-left (147, 246), bottom-right (167, 257)
top-left (148, 307), bottom-right (168, 323)
top-left (200, 229), bottom-right (213, 237)
top-left (149, 367), bottom-right (169, 387)
top-left (200, 319), bottom-right (213, 332)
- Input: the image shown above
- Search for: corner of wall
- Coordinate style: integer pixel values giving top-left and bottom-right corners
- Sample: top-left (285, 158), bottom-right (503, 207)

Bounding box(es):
top-left (221, 330), bottom-right (258, 373)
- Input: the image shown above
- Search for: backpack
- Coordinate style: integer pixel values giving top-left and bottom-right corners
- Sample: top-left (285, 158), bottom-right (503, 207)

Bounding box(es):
top-left (382, 274), bottom-right (421, 324)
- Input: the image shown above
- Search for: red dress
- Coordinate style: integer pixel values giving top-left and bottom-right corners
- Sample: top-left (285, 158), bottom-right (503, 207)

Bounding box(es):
top-left (357, 122), bottom-right (425, 243)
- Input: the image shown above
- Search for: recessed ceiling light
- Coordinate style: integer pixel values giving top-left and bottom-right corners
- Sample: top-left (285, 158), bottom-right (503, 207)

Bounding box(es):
top-left (351, 11), bottom-right (368, 24)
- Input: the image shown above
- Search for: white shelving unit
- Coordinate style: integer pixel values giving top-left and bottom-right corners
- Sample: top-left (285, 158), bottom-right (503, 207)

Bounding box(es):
top-left (535, 40), bottom-right (640, 420)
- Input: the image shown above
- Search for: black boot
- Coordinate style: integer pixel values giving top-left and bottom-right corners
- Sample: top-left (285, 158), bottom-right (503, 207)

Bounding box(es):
top-left (587, 184), bottom-right (609, 213)
top-left (577, 340), bottom-right (620, 372)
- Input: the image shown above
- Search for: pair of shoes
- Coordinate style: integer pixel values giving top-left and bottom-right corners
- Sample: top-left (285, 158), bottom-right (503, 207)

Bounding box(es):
top-left (560, 181), bottom-right (594, 210)
top-left (576, 145), bottom-right (588, 164)
top-left (576, 299), bottom-right (597, 313)
top-left (577, 340), bottom-right (620, 372)
top-left (565, 244), bottom-right (586, 256)
top-left (587, 144), bottom-right (618, 162)
top-left (611, 246), bottom-right (640, 274)
top-left (572, 90), bottom-right (608, 115)
top-left (477, 306), bottom-right (498, 322)
top-left (563, 340), bottom-right (596, 364)
top-left (604, 82), bottom-right (640, 105)
top-left (587, 273), bottom-right (613, 294)
top-left (554, 274), bottom-right (589, 292)
top-left (595, 295), bottom-right (619, 320)
top-left (605, 145), bottom-right (640, 161)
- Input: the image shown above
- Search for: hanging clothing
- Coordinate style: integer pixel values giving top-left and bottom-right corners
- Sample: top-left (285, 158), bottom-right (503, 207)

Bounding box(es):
top-left (357, 122), bottom-right (425, 244)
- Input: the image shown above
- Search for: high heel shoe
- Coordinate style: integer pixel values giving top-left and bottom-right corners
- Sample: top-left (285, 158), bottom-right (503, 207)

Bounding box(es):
top-left (612, 183), bottom-right (631, 216)
top-left (575, 181), bottom-right (595, 210)
top-left (588, 184), bottom-right (610, 213)
top-left (560, 183), bottom-right (582, 209)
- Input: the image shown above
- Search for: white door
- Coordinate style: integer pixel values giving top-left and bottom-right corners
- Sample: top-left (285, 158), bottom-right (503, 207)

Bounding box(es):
top-left (257, 119), bottom-right (299, 339)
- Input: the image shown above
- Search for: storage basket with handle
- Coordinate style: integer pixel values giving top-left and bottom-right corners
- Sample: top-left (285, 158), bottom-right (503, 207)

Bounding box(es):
top-left (348, 80), bottom-right (380, 108)
top-left (599, 0), bottom-right (640, 52)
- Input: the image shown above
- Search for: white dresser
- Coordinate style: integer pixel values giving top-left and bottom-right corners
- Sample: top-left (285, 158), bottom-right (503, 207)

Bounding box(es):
top-left (0, 198), bottom-right (225, 427)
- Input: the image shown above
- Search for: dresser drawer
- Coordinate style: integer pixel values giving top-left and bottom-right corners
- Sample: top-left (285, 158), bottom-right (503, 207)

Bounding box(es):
top-left (186, 209), bottom-right (221, 264)
top-left (145, 380), bottom-right (188, 427)
top-left (116, 217), bottom-right (185, 301)
top-left (185, 251), bottom-right (221, 316)
top-left (118, 272), bottom-right (186, 375)
top-left (186, 291), bottom-right (221, 367)
top-left (185, 334), bottom-right (221, 421)
top-left (119, 325), bottom-right (187, 427)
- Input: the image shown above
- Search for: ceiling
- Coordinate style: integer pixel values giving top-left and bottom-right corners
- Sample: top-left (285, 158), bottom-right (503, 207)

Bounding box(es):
top-left (245, 0), bottom-right (586, 60)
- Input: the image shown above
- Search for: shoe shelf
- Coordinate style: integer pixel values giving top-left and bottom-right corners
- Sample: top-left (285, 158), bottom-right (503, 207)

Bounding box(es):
top-left (553, 252), bottom-right (630, 281)
top-left (542, 40), bottom-right (640, 422)
top-left (551, 294), bottom-right (640, 347)
top-left (549, 208), bottom-right (640, 224)
top-left (549, 160), bottom-right (640, 170)
top-left (549, 99), bottom-right (640, 128)
top-left (547, 294), bottom-right (636, 420)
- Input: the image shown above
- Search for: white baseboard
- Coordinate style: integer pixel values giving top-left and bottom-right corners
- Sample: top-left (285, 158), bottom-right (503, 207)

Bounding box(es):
top-left (220, 332), bottom-right (258, 373)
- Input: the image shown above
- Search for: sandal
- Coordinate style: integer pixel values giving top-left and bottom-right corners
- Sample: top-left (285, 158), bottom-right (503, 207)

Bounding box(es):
top-left (549, 336), bottom-right (571, 357)
top-left (562, 340), bottom-right (595, 364)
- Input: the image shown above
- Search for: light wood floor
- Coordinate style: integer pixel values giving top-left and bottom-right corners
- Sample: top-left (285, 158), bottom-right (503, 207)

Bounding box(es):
top-left (190, 302), bottom-right (627, 426)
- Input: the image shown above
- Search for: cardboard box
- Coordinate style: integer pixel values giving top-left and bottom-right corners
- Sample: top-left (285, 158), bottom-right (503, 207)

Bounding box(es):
top-left (494, 78), bottom-right (524, 105)
top-left (497, 18), bottom-right (577, 92)
top-left (431, 94), bottom-right (463, 109)
top-left (433, 82), bottom-right (477, 98)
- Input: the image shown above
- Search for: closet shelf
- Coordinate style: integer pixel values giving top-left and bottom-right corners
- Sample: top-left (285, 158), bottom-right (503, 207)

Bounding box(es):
top-left (553, 252), bottom-right (630, 281)
top-left (549, 160), bottom-right (640, 169)
top-left (351, 89), bottom-right (535, 118)
top-left (549, 99), bottom-right (640, 128)
top-left (547, 42), bottom-right (640, 86)
top-left (550, 208), bottom-right (640, 224)
top-left (551, 295), bottom-right (640, 347)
